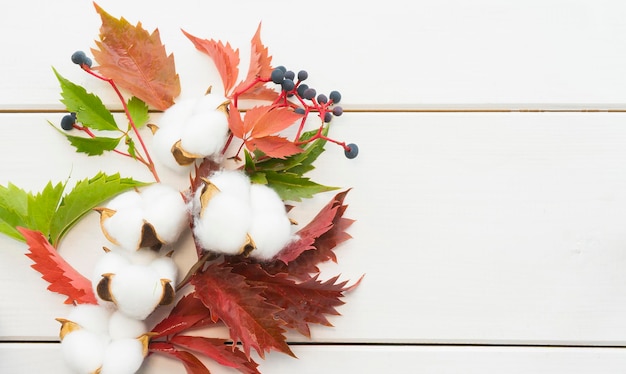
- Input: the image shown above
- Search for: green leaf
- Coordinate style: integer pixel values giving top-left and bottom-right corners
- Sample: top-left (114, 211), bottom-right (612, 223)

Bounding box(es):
top-left (26, 181), bottom-right (66, 238)
top-left (0, 183), bottom-right (30, 241)
top-left (264, 170), bottom-right (338, 202)
top-left (49, 173), bottom-right (150, 246)
top-left (52, 67), bottom-right (119, 131)
top-left (65, 134), bottom-right (120, 156)
top-left (127, 96), bottom-right (150, 128)
top-left (125, 135), bottom-right (137, 159)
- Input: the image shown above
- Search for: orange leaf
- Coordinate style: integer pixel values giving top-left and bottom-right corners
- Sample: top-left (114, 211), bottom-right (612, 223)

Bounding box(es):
top-left (190, 263), bottom-right (294, 359)
top-left (182, 30), bottom-right (240, 95)
top-left (149, 342), bottom-right (210, 374)
top-left (19, 227), bottom-right (97, 305)
top-left (250, 106), bottom-right (303, 138)
top-left (232, 23), bottom-right (273, 96)
top-left (246, 136), bottom-right (303, 159)
top-left (228, 105), bottom-right (245, 139)
top-left (91, 3), bottom-right (180, 110)
top-left (241, 106), bottom-right (270, 137)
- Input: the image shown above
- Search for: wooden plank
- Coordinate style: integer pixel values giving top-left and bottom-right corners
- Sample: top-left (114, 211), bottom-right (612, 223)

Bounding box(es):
top-left (2, 1), bottom-right (626, 110)
top-left (2, 112), bottom-right (626, 346)
top-left (3, 343), bottom-right (626, 373)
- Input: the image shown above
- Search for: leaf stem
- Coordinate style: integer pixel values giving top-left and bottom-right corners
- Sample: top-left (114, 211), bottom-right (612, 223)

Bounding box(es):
top-left (81, 65), bottom-right (161, 182)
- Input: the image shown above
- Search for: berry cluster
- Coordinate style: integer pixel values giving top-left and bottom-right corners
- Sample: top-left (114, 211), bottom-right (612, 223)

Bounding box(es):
top-left (71, 50), bottom-right (93, 68)
top-left (266, 66), bottom-right (358, 159)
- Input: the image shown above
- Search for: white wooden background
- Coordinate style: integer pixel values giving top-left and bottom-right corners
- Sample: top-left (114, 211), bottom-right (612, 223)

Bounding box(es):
top-left (2, 0), bottom-right (626, 372)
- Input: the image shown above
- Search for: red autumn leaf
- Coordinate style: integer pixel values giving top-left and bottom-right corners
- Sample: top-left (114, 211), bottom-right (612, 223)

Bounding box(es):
top-left (232, 23), bottom-right (273, 97)
top-left (92, 3), bottom-right (181, 110)
top-left (228, 105), bottom-right (245, 139)
top-left (232, 263), bottom-right (355, 338)
top-left (171, 335), bottom-right (259, 374)
top-left (241, 106), bottom-right (271, 137)
top-left (250, 106), bottom-right (303, 139)
top-left (182, 30), bottom-right (240, 95)
top-left (18, 227), bottom-right (97, 305)
top-left (276, 189), bottom-right (352, 264)
top-left (237, 85), bottom-right (280, 102)
top-left (246, 136), bottom-right (303, 159)
top-left (151, 294), bottom-right (214, 339)
top-left (190, 262), bottom-right (294, 359)
top-left (149, 342), bottom-right (210, 374)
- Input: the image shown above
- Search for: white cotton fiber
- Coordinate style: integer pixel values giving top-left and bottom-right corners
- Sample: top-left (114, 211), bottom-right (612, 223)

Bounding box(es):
top-left (102, 207), bottom-right (144, 250)
top-left (150, 256), bottom-right (178, 285)
top-left (158, 97), bottom-right (197, 130)
top-left (249, 184), bottom-right (287, 214)
top-left (107, 190), bottom-right (142, 211)
top-left (108, 311), bottom-right (147, 340)
top-left (140, 184), bottom-right (188, 244)
top-left (192, 93), bottom-right (229, 114)
top-left (248, 211), bottom-right (292, 261)
top-left (61, 329), bottom-right (108, 373)
top-left (99, 338), bottom-right (145, 374)
top-left (125, 248), bottom-right (159, 266)
top-left (208, 170), bottom-right (251, 201)
top-left (193, 193), bottom-right (252, 254)
top-left (109, 265), bottom-right (166, 320)
top-left (65, 304), bottom-right (112, 336)
top-left (180, 111), bottom-right (229, 156)
top-left (151, 122), bottom-right (185, 172)
top-left (92, 251), bottom-right (131, 303)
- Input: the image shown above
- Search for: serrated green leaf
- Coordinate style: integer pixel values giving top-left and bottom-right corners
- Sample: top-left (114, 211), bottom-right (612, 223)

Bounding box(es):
top-left (49, 173), bottom-right (150, 246)
top-left (249, 172), bottom-right (268, 184)
top-left (0, 183), bottom-right (30, 241)
top-left (27, 181), bottom-right (65, 238)
top-left (127, 96), bottom-right (150, 128)
top-left (264, 170), bottom-right (338, 202)
top-left (65, 134), bottom-right (120, 156)
top-left (52, 67), bottom-right (119, 131)
top-left (125, 135), bottom-right (137, 159)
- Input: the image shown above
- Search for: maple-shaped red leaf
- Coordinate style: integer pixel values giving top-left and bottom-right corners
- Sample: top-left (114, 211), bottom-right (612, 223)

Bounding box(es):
top-left (19, 227), bottom-right (97, 305)
top-left (246, 136), bottom-right (303, 159)
top-left (237, 86), bottom-right (280, 102)
top-left (237, 105), bottom-right (304, 158)
top-left (182, 30), bottom-right (240, 95)
top-left (149, 342), bottom-right (210, 374)
top-left (92, 3), bottom-right (180, 110)
top-left (232, 263), bottom-right (357, 337)
top-left (228, 106), bottom-right (246, 139)
top-left (275, 189), bottom-right (353, 266)
top-left (232, 23), bottom-right (273, 98)
top-left (151, 294), bottom-right (214, 339)
top-left (171, 335), bottom-right (259, 374)
top-left (190, 262), bottom-right (294, 359)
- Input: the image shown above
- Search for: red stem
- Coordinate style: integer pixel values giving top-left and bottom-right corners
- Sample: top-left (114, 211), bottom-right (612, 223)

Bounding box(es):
top-left (81, 65), bottom-right (160, 182)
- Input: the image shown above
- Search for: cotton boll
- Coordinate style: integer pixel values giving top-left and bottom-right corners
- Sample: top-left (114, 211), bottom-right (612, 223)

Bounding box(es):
top-left (101, 207), bottom-right (144, 250)
top-left (106, 190), bottom-right (142, 211)
top-left (140, 184), bottom-right (188, 244)
top-left (126, 248), bottom-right (159, 266)
top-left (208, 170), bottom-right (251, 201)
top-left (248, 212), bottom-right (292, 261)
top-left (92, 250), bottom-right (131, 303)
top-left (100, 338), bottom-right (146, 374)
top-left (151, 122), bottom-right (186, 171)
top-left (158, 97), bottom-right (197, 130)
top-left (192, 93), bottom-right (229, 114)
top-left (150, 256), bottom-right (178, 285)
top-left (249, 184), bottom-right (288, 215)
top-left (65, 304), bottom-right (112, 336)
top-left (108, 311), bottom-right (147, 340)
top-left (60, 329), bottom-right (107, 373)
top-left (180, 112), bottom-right (229, 157)
top-left (109, 265), bottom-right (168, 320)
top-left (193, 193), bottom-right (252, 254)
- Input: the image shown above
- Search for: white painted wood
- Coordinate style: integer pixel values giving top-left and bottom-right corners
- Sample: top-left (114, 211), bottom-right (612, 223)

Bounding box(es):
top-left (2, 112), bottom-right (626, 347)
top-left (3, 343), bottom-right (626, 373)
top-left (2, 1), bottom-right (626, 109)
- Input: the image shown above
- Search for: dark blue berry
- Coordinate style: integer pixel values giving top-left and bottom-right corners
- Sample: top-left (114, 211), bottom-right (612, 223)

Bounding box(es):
top-left (284, 70), bottom-right (295, 80)
top-left (344, 143), bottom-right (359, 159)
top-left (71, 50), bottom-right (88, 65)
top-left (323, 112), bottom-right (332, 123)
top-left (329, 90), bottom-right (341, 104)
top-left (297, 84), bottom-right (309, 97)
top-left (60, 113), bottom-right (76, 131)
top-left (83, 57), bottom-right (93, 68)
top-left (282, 79), bottom-right (295, 92)
top-left (271, 69), bottom-right (285, 84)
top-left (275, 65), bottom-right (287, 73)
top-left (317, 94), bottom-right (328, 104)
top-left (297, 70), bottom-right (308, 81)
top-left (332, 106), bottom-right (343, 116)
top-left (303, 88), bottom-right (316, 100)
top-left (295, 107), bottom-right (306, 115)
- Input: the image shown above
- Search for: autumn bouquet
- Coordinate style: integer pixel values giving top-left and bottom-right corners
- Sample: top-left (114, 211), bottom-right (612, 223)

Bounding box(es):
top-left (0, 3), bottom-right (361, 374)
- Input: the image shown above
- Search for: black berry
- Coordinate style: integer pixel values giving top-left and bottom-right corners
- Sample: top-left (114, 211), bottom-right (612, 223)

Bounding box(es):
top-left (275, 65), bottom-right (287, 73)
top-left (323, 112), bottom-right (332, 123)
top-left (295, 107), bottom-right (306, 115)
top-left (329, 90), bottom-right (342, 104)
top-left (317, 94), bottom-right (328, 104)
top-left (303, 88), bottom-right (316, 100)
top-left (271, 68), bottom-right (285, 84)
top-left (71, 51), bottom-right (91, 67)
top-left (297, 70), bottom-right (308, 81)
top-left (60, 113), bottom-right (76, 131)
top-left (281, 79), bottom-right (295, 92)
top-left (284, 70), bottom-right (295, 80)
top-left (332, 106), bottom-right (343, 116)
top-left (297, 84), bottom-right (309, 97)
top-left (344, 143), bottom-right (359, 159)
